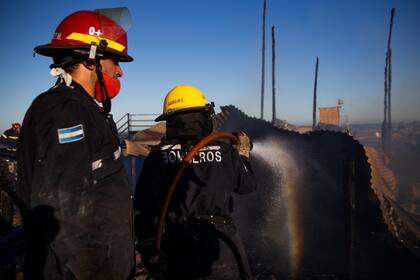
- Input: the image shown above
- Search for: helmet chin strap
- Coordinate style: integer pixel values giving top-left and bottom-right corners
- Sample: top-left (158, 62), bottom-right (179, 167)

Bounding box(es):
top-left (95, 61), bottom-right (112, 115)
top-left (92, 40), bottom-right (111, 115)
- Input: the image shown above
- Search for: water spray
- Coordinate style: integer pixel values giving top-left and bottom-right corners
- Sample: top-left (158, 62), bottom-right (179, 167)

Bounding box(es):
top-left (252, 137), bottom-right (303, 277)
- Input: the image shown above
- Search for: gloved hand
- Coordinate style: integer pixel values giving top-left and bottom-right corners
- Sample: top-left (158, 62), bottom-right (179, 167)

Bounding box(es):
top-left (234, 131), bottom-right (252, 159)
top-left (137, 238), bottom-right (168, 280)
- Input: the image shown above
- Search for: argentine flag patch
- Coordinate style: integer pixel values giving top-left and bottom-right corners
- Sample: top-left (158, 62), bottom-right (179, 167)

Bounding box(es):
top-left (57, 124), bottom-right (85, 144)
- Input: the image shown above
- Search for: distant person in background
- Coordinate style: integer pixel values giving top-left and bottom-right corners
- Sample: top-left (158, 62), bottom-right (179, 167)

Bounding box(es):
top-left (134, 85), bottom-right (257, 280)
top-left (17, 8), bottom-right (135, 279)
top-left (1, 123), bottom-right (21, 140)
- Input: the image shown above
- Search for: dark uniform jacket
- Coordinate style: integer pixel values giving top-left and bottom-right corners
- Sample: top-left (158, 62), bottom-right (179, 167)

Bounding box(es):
top-left (17, 82), bottom-right (133, 279)
top-left (134, 138), bottom-right (257, 279)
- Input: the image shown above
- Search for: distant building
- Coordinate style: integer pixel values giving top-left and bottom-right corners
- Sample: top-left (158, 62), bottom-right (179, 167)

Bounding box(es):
top-left (319, 106), bottom-right (341, 126)
top-left (316, 106), bottom-right (351, 133)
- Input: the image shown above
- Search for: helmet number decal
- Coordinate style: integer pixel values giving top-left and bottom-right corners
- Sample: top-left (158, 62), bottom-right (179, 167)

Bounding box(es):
top-left (89, 26), bottom-right (103, 37)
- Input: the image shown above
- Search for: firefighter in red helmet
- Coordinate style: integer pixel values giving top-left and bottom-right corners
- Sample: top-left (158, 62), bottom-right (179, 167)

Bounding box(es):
top-left (17, 9), bottom-right (134, 279)
top-left (1, 123), bottom-right (21, 140)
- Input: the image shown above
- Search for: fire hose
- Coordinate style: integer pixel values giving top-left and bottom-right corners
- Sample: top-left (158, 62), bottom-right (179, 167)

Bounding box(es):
top-left (155, 131), bottom-right (238, 249)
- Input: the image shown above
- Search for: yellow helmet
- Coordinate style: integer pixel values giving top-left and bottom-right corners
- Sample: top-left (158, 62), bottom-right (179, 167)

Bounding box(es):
top-left (155, 85), bottom-right (214, 121)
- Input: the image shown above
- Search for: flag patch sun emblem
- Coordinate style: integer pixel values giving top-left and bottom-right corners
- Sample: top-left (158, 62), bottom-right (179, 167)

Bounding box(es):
top-left (57, 124), bottom-right (85, 144)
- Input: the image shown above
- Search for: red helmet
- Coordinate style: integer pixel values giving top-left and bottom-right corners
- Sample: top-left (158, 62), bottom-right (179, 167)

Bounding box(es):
top-left (12, 123), bottom-right (21, 129)
top-left (34, 9), bottom-right (133, 62)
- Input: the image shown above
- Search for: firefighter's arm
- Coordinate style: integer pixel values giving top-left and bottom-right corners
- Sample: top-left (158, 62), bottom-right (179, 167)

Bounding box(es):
top-left (38, 100), bottom-right (92, 218)
top-left (235, 156), bottom-right (258, 194)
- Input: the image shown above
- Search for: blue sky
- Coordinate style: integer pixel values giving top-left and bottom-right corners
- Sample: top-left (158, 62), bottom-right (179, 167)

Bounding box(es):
top-left (0, 0), bottom-right (419, 131)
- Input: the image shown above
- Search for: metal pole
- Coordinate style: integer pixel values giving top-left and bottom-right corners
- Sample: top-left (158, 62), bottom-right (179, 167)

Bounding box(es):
top-left (127, 113), bottom-right (131, 139)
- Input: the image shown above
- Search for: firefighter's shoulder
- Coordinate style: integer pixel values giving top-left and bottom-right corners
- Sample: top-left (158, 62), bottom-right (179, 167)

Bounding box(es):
top-left (31, 83), bottom-right (74, 106)
top-left (30, 84), bottom-right (88, 118)
top-left (210, 139), bottom-right (235, 151)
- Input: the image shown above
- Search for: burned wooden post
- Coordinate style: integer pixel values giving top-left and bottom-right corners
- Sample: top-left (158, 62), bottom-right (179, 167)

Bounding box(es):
top-left (260, 0), bottom-right (267, 119)
top-left (312, 57), bottom-right (319, 130)
top-left (382, 54), bottom-right (388, 145)
top-left (382, 8), bottom-right (395, 153)
top-left (387, 8), bottom-right (395, 141)
top-left (271, 26), bottom-right (276, 125)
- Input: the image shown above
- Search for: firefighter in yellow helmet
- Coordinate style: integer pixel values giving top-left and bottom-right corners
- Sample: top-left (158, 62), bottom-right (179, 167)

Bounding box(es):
top-left (134, 85), bottom-right (257, 279)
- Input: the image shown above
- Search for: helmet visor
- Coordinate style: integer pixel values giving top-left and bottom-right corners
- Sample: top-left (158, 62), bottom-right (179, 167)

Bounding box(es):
top-left (95, 7), bottom-right (133, 61)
